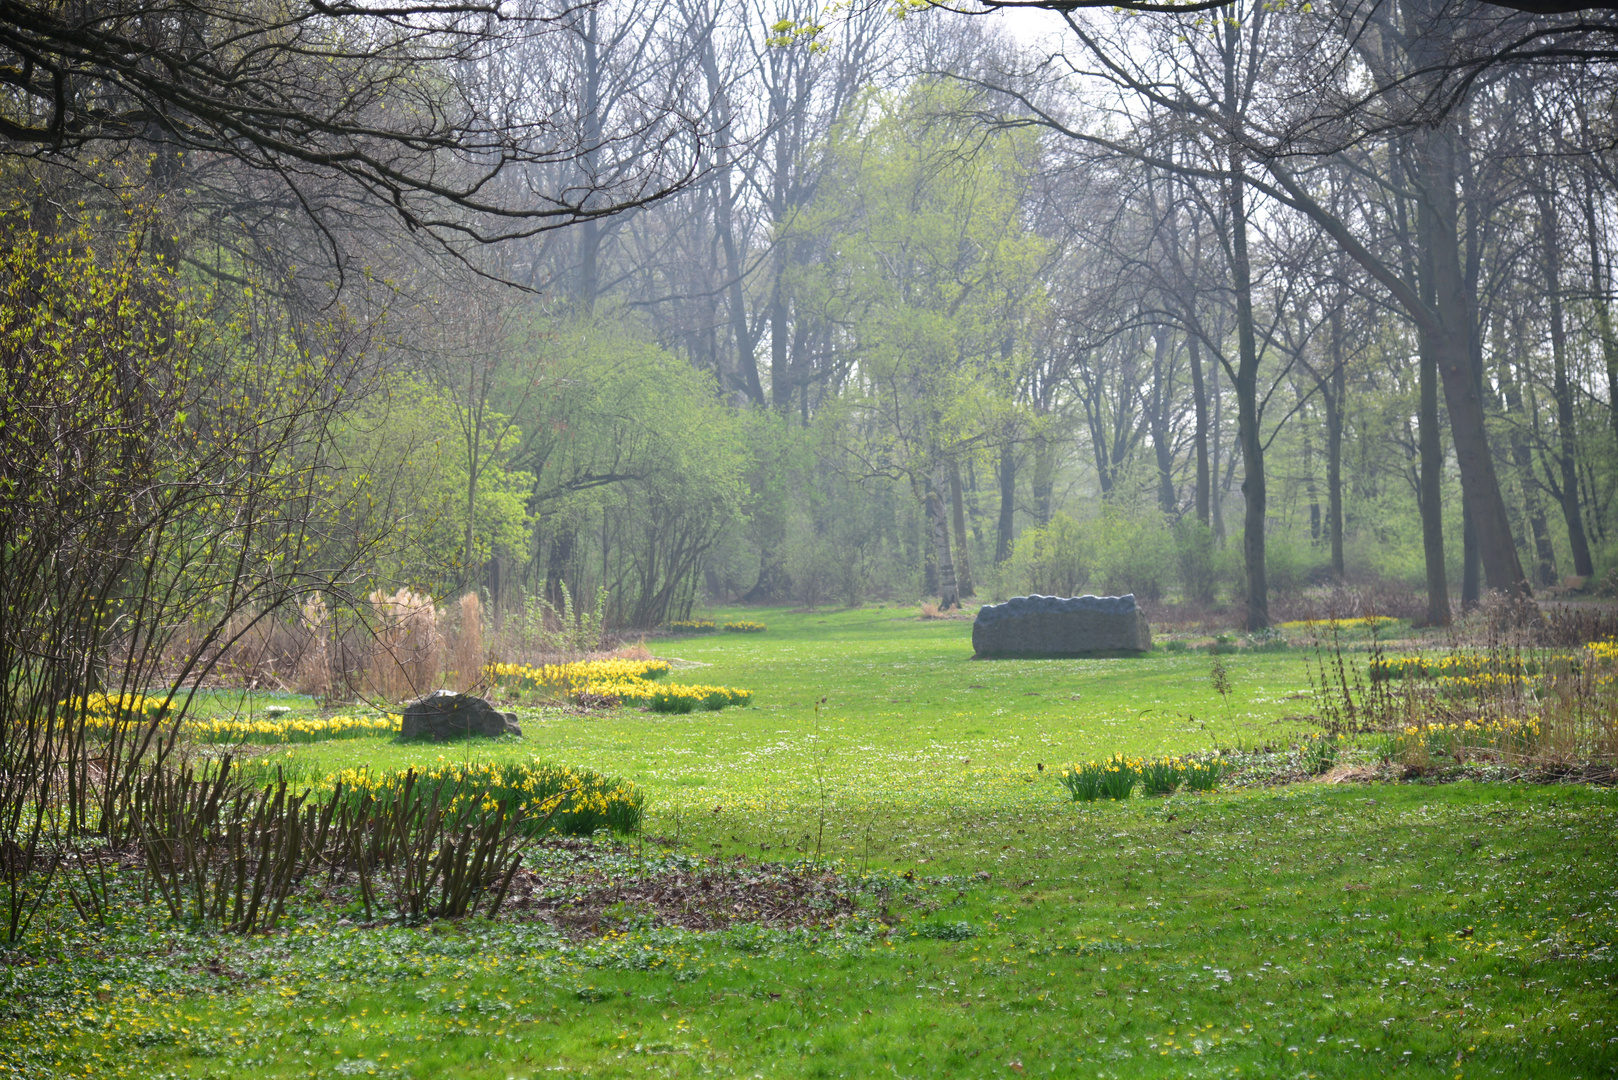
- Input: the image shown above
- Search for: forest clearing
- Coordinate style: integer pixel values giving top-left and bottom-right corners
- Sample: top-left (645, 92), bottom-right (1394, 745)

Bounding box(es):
top-left (2, 608), bottom-right (1615, 1079)
top-left (9, 0), bottom-right (1618, 1075)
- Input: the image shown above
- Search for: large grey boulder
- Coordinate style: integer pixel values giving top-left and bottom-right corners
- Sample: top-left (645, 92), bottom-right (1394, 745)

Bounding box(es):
top-left (400, 690), bottom-right (521, 740)
top-left (972, 594), bottom-right (1153, 657)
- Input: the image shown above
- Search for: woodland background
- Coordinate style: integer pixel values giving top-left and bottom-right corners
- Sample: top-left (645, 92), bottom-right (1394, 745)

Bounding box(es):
top-left (8, 0), bottom-right (1618, 689)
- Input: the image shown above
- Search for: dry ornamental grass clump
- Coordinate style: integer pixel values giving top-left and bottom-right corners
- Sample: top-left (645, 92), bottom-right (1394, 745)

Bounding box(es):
top-left (365, 588), bottom-right (441, 702)
top-left (452, 592), bottom-right (484, 693)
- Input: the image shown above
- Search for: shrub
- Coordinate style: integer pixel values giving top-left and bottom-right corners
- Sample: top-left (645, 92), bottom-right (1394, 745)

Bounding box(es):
top-left (1093, 509), bottom-right (1173, 602)
top-left (1172, 518), bottom-right (1218, 605)
top-left (1007, 513), bottom-right (1093, 597)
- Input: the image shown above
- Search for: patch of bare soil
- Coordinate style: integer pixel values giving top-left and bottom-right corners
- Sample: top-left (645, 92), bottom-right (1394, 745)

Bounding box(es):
top-left (1317, 764), bottom-right (1382, 784)
top-left (502, 842), bottom-right (862, 937)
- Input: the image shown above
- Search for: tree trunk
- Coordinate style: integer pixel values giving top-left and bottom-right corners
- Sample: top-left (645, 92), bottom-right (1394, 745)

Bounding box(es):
top-left (1460, 492), bottom-right (1481, 609)
top-left (1538, 185), bottom-right (1595, 578)
top-left (769, 276), bottom-right (789, 411)
top-left (1325, 316), bottom-right (1346, 579)
top-left (1416, 192), bottom-right (1462, 619)
top-left (1188, 334), bottom-right (1211, 527)
top-left (1030, 434), bottom-right (1055, 526)
top-left (1422, 124), bottom-right (1530, 597)
top-left (928, 467), bottom-right (959, 608)
top-left (1304, 426), bottom-right (1320, 543)
top-left (949, 461), bottom-right (974, 597)
top-left (1416, 283), bottom-right (1451, 626)
top-left (996, 441), bottom-right (1016, 563)
top-left (767, 86), bottom-right (794, 412)
top-left (1228, 163), bottom-right (1268, 630)
top-left (1211, 352), bottom-right (1226, 543)
top-left (545, 527), bottom-right (575, 610)
top-left (576, 9), bottom-right (602, 313)
top-left (700, 38), bottom-right (764, 406)
top-left (1499, 347), bottom-right (1559, 588)
top-left (1151, 327), bottom-right (1177, 514)
top-left (1582, 178), bottom-right (1618, 447)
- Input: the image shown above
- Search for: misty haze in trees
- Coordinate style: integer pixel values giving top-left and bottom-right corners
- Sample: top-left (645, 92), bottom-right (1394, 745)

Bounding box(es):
top-left (10, 0), bottom-right (1618, 670)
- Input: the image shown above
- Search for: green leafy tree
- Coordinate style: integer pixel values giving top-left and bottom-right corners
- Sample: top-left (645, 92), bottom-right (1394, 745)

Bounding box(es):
top-left (791, 81), bottom-right (1047, 607)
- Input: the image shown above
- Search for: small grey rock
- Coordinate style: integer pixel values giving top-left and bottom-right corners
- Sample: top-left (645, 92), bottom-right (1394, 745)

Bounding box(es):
top-left (400, 689), bottom-right (521, 740)
top-left (972, 594), bottom-right (1153, 657)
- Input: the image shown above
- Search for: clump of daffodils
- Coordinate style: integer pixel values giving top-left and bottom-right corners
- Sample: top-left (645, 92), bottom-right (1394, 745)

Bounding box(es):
top-left (486, 659), bottom-right (750, 713)
top-left (325, 759), bottom-right (644, 836)
top-left (1059, 752), bottom-right (1225, 802)
top-left (1378, 716), bottom-right (1540, 764)
top-left (75, 695), bottom-right (398, 745)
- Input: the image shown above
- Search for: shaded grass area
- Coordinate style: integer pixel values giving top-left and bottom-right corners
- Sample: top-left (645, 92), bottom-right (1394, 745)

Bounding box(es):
top-left (5, 784), bottom-right (1614, 1079)
top-left (5, 609), bottom-right (1615, 1078)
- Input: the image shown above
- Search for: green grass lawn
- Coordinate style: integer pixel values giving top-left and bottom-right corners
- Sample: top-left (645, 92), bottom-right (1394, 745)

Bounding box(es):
top-left (3, 607), bottom-right (1614, 1079)
top-left (237, 606), bottom-right (1317, 855)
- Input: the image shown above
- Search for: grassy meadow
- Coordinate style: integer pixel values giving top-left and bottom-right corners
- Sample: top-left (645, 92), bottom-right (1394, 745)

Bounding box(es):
top-left (232, 606), bottom-right (1312, 853)
top-left (3, 608), bottom-right (1615, 1079)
